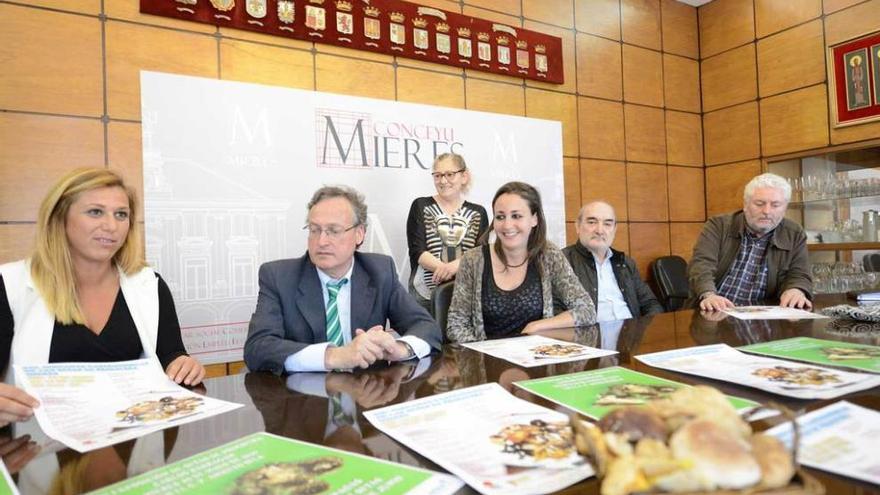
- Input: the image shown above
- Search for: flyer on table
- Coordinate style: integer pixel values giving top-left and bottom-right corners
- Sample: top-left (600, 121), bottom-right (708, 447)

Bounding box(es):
top-left (514, 366), bottom-right (762, 420)
top-left (364, 383), bottom-right (593, 495)
top-left (0, 461), bottom-right (18, 495)
top-left (635, 344), bottom-right (880, 400)
top-left (721, 306), bottom-right (827, 320)
top-left (13, 359), bottom-right (243, 453)
top-left (766, 401), bottom-right (880, 486)
top-left (461, 335), bottom-right (617, 368)
top-left (739, 337), bottom-right (880, 374)
top-left (92, 432), bottom-right (462, 495)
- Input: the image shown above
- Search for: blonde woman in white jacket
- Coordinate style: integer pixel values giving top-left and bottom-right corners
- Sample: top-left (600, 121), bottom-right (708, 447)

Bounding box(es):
top-left (0, 168), bottom-right (204, 426)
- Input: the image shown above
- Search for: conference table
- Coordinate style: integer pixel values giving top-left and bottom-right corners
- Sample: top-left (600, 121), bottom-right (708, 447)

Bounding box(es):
top-left (4, 298), bottom-right (880, 494)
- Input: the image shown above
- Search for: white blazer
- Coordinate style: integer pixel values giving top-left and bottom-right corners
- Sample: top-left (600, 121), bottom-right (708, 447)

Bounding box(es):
top-left (0, 259), bottom-right (161, 384)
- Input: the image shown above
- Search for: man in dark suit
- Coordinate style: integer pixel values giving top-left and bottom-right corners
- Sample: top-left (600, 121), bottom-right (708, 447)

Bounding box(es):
top-left (244, 186), bottom-right (442, 374)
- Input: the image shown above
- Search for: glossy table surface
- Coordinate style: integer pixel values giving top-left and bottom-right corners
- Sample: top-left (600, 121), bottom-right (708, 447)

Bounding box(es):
top-left (6, 299), bottom-right (880, 494)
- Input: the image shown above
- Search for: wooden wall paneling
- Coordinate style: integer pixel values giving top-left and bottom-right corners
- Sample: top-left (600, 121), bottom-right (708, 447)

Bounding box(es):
top-left (523, 0), bottom-right (574, 28)
top-left (107, 122), bottom-right (145, 214)
top-left (564, 158), bottom-right (581, 222)
top-left (825, 0), bottom-right (880, 46)
top-left (670, 222), bottom-right (705, 262)
top-left (664, 54), bottom-right (701, 113)
top-left (315, 54), bottom-right (395, 101)
top-left (627, 163), bottom-right (669, 222)
top-left (575, 0), bottom-right (621, 40)
top-left (525, 89), bottom-right (579, 157)
top-left (628, 222), bottom-right (671, 279)
top-left (218, 26), bottom-right (313, 51)
top-left (578, 97), bottom-right (625, 160)
top-left (465, 79), bottom-right (525, 116)
top-left (524, 21), bottom-right (578, 94)
top-left (756, 20), bottom-right (825, 98)
top-left (219, 40), bottom-right (315, 90)
top-left (760, 84), bottom-right (829, 156)
top-left (703, 102), bottom-right (760, 165)
top-left (665, 110), bottom-right (704, 167)
top-left (623, 44), bottom-right (664, 107)
top-left (0, 224), bottom-right (36, 265)
top-left (0, 5), bottom-right (103, 117)
top-left (698, 0), bottom-right (755, 58)
top-left (823, 0), bottom-right (868, 14)
top-left (464, 0), bottom-right (521, 16)
top-left (23, 0), bottom-right (100, 15)
top-left (0, 113), bottom-right (104, 221)
top-left (705, 159), bottom-right (761, 216)
top-left (397, 68), bottom-right (466, 109)
top-left (613, 222), bottom-right (630, 254)
top-left (314, 41), bottom-right (394, 63)
top-left (667, 166), bottom-right (706, 221)
top-left (106, 21), bottom-right (219, 120)
top-left (661, 0), bottom-right (699, 59)
top-left (580, 159), bottom-right (629, 222)
top-left (754, 0), bottom-right (821, 39)
top-left (831, 120), bottom-right (880, 145)
top-left (700, 43), bottom-right (757, 112)
top-left (621, 0), bottom-right (662, 50)
top-left (625, 104), bottom-right (667, 164)
top-left (576, 33), bottom-right (622, 100)
top-left (566, 221), bottom-right (577, 245)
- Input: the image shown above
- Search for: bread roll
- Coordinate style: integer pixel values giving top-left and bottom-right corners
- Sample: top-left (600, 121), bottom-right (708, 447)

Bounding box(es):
top-left (750, 433), bottom-right (795, 489)
top-left (669, 419), bottom-right (761, 490)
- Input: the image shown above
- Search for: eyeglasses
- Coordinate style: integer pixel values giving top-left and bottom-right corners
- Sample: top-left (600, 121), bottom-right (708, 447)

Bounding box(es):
top-left (431, 170), bottom-right (464, 181)
top-left (304, 223), bottom-right (359, 239)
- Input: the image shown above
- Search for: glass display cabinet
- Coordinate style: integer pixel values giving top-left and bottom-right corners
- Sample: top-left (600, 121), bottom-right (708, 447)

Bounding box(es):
top-left (766, 142), bottom-right (880, 294)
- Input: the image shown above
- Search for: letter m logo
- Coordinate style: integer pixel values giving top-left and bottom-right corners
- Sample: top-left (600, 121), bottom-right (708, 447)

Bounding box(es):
top-left (315, 109), bottom-right (372, 168)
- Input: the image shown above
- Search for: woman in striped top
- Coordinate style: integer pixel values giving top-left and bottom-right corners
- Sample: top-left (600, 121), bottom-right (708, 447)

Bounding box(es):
top-left (406, 153), bottom-right (488, 311)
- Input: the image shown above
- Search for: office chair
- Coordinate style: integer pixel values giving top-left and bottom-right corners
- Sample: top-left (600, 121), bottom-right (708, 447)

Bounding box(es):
top-left (651, 255), bottom-right (689, 312)
top-left (430, 281), bottom-right (456, 342)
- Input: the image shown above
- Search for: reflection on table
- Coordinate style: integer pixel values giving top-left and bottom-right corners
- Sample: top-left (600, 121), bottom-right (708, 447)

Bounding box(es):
top-left (5, 297), bottom-right (880, 495)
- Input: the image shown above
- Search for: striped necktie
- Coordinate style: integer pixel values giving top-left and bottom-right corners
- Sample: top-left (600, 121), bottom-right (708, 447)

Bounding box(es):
top-left (325, 278), bottom-right (349, 346)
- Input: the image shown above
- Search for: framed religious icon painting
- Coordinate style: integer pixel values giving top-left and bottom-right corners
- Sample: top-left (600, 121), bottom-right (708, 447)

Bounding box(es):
top-left (828, 29), bottom-right (880, 127)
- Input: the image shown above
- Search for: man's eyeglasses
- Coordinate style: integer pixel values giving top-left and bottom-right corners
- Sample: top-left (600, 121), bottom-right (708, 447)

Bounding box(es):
top-left (304, 223), bottom-right (359, 239)
top-left (431, 170), bottom-right (464, 181)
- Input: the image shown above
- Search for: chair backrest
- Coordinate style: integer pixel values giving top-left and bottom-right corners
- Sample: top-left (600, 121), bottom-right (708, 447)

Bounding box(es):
top-left (431, 281), bottom-right (456, 342)
top-left (864, 253), bottom-right (880, 272)
top-left (651, 255), bottom-right (689, 312)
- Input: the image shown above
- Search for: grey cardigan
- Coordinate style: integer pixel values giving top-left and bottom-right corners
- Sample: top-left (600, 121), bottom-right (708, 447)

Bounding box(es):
top-left (446, 243), bottom-right (596, 343)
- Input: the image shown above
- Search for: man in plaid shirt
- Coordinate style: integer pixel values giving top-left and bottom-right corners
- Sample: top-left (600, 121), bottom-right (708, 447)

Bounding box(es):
top-left (687, 173), bottom-right (812, 312)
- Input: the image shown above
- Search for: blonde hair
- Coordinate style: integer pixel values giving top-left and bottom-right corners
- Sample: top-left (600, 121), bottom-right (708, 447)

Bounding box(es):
top-left (31, 168), bottom-right (145, 324)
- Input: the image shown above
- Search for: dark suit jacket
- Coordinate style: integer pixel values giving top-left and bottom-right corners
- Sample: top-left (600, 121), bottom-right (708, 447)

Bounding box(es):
top-left (244, 252), bottom-right (442, 374)
top-left (560, 243), bottom-right (664, 318)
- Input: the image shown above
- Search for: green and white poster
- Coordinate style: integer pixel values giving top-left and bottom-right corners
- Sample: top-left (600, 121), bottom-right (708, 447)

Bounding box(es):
top-left (0, 460), bottom-right (18, 495)
top-left (514, 366), bottom-right (760, 420)
top-left (92, 432), bottom-right (462, 495)
top-left (740, 337), bottom-right (880, 374)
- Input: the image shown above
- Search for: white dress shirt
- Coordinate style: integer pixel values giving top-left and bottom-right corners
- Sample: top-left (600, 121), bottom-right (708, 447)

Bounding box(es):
top-left (593, 249), bottom-right (634, 323)
top-left (284, 261), bottom-right (431, 372)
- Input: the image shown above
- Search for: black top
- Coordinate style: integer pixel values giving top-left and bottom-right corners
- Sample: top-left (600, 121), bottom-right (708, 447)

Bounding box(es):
top-left (0, 274), bottom-right (188, 372)
top-left (406, 197), bottom-right (488, 292)
top-left (481, 245), bottom-right (543, 338)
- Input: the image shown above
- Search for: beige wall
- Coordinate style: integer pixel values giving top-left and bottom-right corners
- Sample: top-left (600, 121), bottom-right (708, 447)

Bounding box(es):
top-left (700, 0), bottom-right (880, 216)
top-left (0, 0), bottom-right (704, 282)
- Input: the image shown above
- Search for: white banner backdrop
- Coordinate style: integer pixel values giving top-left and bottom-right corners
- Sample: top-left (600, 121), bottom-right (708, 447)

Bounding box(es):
top-left (141, 71), bottom-right (564, 364)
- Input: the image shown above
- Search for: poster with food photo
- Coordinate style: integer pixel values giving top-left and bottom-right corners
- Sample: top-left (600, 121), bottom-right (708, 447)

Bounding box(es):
top-left (514, 366), bottom-right (760, 420)
top-left (461, 335), bottom-right (616, 367)
top-left (740, 337), bottom-right (880, 373)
